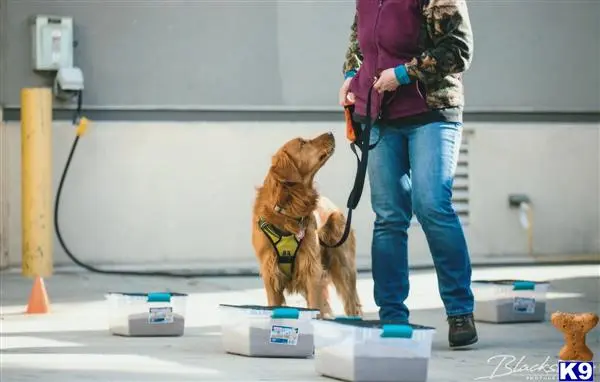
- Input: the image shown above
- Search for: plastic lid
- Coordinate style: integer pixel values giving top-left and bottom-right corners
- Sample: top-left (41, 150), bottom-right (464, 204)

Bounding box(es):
top-left (472, 279), bottom-right (549, 286)
top-left (321, 319), bottom-right (434, 331)
top-left (106, 292), bottom-right (188, 297)
top-left (218, 304), bottom-right (319, 312)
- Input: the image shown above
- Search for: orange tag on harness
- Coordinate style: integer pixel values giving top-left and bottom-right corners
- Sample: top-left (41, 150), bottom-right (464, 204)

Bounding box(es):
top-left (344, 105), bottom-right (357, 143)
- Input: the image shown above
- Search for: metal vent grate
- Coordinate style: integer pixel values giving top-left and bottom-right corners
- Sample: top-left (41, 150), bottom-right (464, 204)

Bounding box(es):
top-left (411, 129), bottom-right (471, 225)
top-left (453, 130), bottom-right (471, 224)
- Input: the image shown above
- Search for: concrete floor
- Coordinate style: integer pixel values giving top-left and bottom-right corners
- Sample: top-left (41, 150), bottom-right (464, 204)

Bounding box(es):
top-left (1, 264), bottom-right (599, 382)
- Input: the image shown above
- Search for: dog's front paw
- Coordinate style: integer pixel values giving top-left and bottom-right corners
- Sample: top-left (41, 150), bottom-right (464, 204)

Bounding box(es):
top-left (316, 312), bottom-right (335, 320)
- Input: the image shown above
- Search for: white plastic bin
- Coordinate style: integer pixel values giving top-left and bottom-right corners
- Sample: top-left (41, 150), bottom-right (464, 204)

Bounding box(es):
top-left (313, 319), bottom-right (436, 382)
top-left (472, 280), bottom-right (550, 323)
top-left (106, 292), bottom-right (188, 337)
top-left (219, 304), bottom-right (319, 358)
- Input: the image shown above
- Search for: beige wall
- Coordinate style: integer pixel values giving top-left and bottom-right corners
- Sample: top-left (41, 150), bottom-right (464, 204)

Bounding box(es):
top-left (3, 120), bottom-right (599, 272)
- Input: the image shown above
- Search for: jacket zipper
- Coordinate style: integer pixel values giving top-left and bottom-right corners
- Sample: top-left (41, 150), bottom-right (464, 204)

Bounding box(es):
top-left (373, 0), bottom-right (384, 121)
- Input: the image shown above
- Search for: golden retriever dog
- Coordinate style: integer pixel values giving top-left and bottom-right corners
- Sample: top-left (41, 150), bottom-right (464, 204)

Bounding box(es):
top-left (251, 132), bottom-right (362, 318)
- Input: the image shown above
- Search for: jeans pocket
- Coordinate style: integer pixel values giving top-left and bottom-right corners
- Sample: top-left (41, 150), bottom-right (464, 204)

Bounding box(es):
top-left (364, 124), bottom-right (381, 147)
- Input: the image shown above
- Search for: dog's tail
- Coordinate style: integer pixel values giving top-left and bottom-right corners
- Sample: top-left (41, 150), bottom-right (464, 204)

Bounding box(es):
top-left (318, 211), bottom-right (351, 248)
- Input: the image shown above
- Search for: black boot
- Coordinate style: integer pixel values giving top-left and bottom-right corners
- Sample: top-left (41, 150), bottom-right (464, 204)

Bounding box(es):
top-left (448, 313), bottom-right (478, 348)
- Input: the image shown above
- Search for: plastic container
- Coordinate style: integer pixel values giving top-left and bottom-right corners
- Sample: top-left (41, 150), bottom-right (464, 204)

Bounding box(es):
top-left (313, 319), bottom-right (436, 382)
top-left (106, 292), bottom-right (188, 337)
top-left (472, 280), bottom-right (550, 323)
top-left (219, 304), bottom-right (319, 358)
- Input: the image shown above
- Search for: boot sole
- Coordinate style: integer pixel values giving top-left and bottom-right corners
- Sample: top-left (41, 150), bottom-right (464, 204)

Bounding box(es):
top-left (449, 335), bottom-right (478, 349)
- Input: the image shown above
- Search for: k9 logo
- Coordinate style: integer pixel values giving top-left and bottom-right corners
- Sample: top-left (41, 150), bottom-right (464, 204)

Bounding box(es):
top-left (558, 361), bottom-right (595, 381)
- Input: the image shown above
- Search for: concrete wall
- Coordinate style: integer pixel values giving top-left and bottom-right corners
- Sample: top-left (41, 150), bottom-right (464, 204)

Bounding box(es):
top-left (2, 0), bottom-right (599, 112)
top-left (1, 0), bottom-right (599, 272)
top-left (3, 120), bottom-right (599, 271)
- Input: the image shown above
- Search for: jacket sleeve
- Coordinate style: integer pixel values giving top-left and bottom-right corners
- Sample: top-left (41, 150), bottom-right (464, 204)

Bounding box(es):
top-left (397, 0), bottom-right (474, 86)
top-left (342, 12), bottom-right (363, 79)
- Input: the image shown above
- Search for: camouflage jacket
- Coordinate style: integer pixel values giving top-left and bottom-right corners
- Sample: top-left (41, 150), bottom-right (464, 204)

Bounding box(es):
top-left (343, 0), bottom-right (474, 122)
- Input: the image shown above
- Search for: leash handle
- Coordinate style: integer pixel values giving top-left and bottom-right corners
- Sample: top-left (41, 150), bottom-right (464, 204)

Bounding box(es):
top-left (347, 84), bottom-right (375, 209)
top-left (344, 104), bottom-right (357, 143)
top-left (320, 84), bottom-right (376, 249)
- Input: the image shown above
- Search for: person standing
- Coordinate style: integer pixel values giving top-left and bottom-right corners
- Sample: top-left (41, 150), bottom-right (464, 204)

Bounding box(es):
top-left (338, 0), bottom-right (478, 348)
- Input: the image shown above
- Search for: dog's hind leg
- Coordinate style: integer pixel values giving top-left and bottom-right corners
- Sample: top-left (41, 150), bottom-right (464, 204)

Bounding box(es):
top-left (319, 273), bottom-right (334, 318)
top-left (329, 257), bottom-right (363, 317)
top-left (320, 212), bottom-right (363, 317)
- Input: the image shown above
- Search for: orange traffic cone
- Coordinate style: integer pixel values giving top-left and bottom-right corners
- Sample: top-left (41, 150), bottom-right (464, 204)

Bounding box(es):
top-left (25, 276), bottom-right (50, 314)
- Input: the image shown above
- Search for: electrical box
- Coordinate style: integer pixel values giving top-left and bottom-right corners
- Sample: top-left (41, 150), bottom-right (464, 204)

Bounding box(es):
top-left (31, 15), bottom-right (74, 71)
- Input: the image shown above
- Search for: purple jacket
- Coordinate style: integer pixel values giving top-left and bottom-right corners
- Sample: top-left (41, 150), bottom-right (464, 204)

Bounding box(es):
top-left (344, 0), bottom-right (474, 123)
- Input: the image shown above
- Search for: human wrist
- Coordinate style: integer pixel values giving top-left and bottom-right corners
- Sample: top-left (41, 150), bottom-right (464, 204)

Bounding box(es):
top-left (394, 64), bottom-right (411, 85)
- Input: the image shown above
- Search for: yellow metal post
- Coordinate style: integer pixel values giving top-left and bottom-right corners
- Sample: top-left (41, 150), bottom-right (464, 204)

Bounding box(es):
top-left (21, 87), bottom-right (53, 277)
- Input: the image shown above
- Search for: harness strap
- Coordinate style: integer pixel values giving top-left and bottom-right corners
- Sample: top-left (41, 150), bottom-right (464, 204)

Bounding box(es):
top-left (320, 83), bottom-right (378, 249)
top-left (258, 218), bottom-right (302, 278)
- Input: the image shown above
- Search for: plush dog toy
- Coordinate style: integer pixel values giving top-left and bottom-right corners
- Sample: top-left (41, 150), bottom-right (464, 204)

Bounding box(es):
top-left (551, 311), bottom-right (599, 361)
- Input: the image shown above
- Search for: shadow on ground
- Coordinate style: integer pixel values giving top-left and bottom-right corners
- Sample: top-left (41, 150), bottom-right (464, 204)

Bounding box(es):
top-left (2, 268), bottom-right (599, 381)
top-left (2, 266), bottom-right (599, 307)
top-left (0, 272), bottom-right (266, 306)
top-left (2, 285), bottom-right (599, 381)
top-left (1, 325), bottom-right (322, 381)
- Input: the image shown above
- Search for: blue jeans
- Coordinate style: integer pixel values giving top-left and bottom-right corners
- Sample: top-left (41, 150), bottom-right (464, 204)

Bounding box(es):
top-left (367, 121), bottom-right (474, 322)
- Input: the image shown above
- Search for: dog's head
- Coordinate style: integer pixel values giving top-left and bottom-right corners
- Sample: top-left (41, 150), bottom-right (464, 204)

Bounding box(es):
top-left (270, 132), bottom-right (336, 185)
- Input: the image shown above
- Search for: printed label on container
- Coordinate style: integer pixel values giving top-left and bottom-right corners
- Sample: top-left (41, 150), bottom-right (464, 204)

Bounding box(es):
top-left (513, 297), bottom-right (536, 314)
top-left (148, 307), bottom-right (174, 324)
top-left (269, 325), bottom-right (299, 345)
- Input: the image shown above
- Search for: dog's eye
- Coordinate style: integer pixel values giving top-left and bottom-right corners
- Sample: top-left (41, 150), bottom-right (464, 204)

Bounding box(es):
top-left (299, 139), bottom-right (306, 147)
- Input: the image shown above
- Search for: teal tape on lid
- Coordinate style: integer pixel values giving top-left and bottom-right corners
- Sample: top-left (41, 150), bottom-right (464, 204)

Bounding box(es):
top-left (381, 324), bottom-right (414, 339)
top-left (513, 281), bottom-right (536, 291)
top-left (271, 307), bottom-right (300, 319)
top-left (147, 292), bottom-right (172, 303)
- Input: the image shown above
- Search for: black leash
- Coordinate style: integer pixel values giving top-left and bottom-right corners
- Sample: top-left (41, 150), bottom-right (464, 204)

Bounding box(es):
top-left (320, 84), bottom-right (379, 248)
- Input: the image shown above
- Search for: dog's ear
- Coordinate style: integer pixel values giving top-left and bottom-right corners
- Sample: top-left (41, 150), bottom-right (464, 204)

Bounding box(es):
top-left (270, 150), bottom-right (301, 184)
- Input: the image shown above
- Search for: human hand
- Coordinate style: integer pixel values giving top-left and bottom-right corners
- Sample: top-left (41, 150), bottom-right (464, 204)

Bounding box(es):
top-left (373, 68), bottom-right (400, 94)
top-left (339, 77), bottom-right (356, 106)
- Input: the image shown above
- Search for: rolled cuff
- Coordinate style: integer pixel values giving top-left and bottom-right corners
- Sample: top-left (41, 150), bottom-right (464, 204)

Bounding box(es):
top-left (394, 64), bottom-right (412, 85)
top-left (344, 70), bottom-right (357, 79)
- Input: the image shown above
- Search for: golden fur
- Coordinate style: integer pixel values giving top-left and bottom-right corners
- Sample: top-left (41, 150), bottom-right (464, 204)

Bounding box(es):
top-left (251, 132), bottom-right (362, 318)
